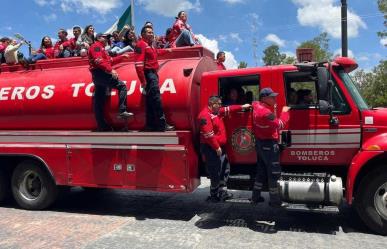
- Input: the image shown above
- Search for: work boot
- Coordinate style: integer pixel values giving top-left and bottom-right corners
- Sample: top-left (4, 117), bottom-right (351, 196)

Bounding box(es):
top-left (251, 190), bottom-right (265, 204)
top-left (118, 111), bottom-right (134, 118)
top-left (268, 194), bottom-right (288, 208)
top-left (219, 190), bottom-right (233, 201)
top-left (157, 124), bottom-right (175, 132)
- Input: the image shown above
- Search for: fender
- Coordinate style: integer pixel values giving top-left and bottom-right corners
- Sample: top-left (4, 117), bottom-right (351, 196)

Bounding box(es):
top-left (346, 133), bottom-right (387, 204)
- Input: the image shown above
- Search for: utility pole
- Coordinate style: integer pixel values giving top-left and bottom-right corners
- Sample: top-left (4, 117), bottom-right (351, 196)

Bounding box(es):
top-left (341, 0), bottom-right (348, 57)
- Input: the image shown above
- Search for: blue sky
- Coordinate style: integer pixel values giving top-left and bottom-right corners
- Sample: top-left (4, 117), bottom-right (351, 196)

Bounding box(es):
top-left (0, 0), bottom-right (385, 70)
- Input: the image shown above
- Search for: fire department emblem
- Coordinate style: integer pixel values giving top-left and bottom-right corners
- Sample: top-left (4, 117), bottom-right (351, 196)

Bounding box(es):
top-left (231, 128), bottom-right (255, 154)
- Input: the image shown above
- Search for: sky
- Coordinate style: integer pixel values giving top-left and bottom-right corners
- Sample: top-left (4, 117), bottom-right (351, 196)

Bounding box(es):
top-left (0, 0), bottom-right (385, 71)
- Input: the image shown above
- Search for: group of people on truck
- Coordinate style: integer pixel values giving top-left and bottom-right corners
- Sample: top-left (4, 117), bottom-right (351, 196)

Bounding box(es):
top-left (0, 10), bottom-right (214, 69)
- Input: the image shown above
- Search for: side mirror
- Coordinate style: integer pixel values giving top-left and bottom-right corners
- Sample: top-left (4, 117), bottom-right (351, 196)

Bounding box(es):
top-left (317, 67), bottom-right (329, 102)
top-left (319, 100), bottom-right (330, 114)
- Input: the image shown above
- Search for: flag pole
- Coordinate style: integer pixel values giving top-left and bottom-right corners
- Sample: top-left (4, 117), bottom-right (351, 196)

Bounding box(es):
top-left (131, 0), bottom-right (135, 29)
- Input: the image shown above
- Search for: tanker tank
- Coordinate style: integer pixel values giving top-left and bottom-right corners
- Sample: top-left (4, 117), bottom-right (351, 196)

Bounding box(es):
top-left (0, 46), bottom-right (217, 132)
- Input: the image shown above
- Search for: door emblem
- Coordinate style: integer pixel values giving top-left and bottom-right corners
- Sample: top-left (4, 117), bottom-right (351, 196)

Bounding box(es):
top-left (231, 128), bottom-right (255, 154)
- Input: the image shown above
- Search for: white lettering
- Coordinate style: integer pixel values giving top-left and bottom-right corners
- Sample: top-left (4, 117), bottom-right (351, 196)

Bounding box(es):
top-left (127, 80), bottom-right (137, 95)
top-left (0, 87), bottom-right (11, 100)
top-left (85, 83), bottom-right (94, 97)
top-left (160, 78), bottom-right (176, 94)
top-left (26, 86), bottom-right (40, 100)
top-left (42, 85), bottom-right (55, 99)
top-left (72, 83), bottom-right (85, 97)
top-left (11, 87), bottom-right (25, 100)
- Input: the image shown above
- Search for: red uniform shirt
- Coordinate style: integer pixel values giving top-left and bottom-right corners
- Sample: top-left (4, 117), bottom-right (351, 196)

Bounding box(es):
top-left (198, 105), bottom-right (243, 150)
top-left (54, 39), bottom-right (69, 57)
top-left (134, 38), bottom-right (167, 84)
top-left (216, 61), bottom-right (226, 70)
top-left (0, 43), bottom-right (8, 53)
top-left (88, 41), bottom-right (121, 73)
top-left (252, 101), bottom-right (289, 141)
top-left (63, 37), bottom-right (78, 51)
top-left (37, 46), bottom-right (55, 59)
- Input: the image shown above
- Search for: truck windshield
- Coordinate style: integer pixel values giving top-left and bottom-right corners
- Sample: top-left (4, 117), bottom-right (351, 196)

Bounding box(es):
top-left (337, 70), bottom-right (369, 110)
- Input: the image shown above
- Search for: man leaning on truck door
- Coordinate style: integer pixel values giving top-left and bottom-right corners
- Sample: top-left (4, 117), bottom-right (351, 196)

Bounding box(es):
top-left (251, 88), bottom-right (290, 206)
top-left (198, 96), bottom-right (251, 202)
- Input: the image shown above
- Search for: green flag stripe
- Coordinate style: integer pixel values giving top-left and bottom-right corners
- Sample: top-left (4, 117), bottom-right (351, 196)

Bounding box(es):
top-left (117, 5), bottom-right (132, 31)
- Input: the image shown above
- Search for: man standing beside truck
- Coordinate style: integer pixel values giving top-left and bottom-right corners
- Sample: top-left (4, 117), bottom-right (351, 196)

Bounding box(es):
top-left (88, 33), bottom-right (133, 132)
top-left (251, 88), bottom-right (290, 206)
top-left (199, 96), bottom-right (251, 202)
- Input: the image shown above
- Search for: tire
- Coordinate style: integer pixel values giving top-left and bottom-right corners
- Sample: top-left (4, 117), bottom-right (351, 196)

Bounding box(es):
top-left (354, 167), bottom-right (387, 235)
top-left (0, 170), bottom-right (11, 204)
top-left (11, 161), bottom-right (57, 210)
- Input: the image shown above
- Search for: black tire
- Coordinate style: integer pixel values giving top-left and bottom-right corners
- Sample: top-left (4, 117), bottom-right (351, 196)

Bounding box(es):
top-left (0, 169), bottom-right (11, 204)
top-left (11, 161), bottom-right (57, 210)
top-left (354, 167), bottom-right (387, 235)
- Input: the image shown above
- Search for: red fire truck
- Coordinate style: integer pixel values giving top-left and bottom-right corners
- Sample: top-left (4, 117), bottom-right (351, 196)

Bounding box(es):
top-left (0, 46), bottom-right (386, 235)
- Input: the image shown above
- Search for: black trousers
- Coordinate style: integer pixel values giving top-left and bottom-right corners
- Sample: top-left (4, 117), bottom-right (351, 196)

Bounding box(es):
top-left (91, 69), bottom-right (127, 129)
top-left (144, 70), bottom-right (166, 130)
top-left (253, 139), bottom-right (281, 203)
top-left (201, 144), bottom-right (230, 197)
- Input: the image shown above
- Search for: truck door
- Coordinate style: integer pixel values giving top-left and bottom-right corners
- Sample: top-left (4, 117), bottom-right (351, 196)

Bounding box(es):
top-left (218, 74), bottom-right (260, 165)
top-left (280, 70), bottom-right (361, 166)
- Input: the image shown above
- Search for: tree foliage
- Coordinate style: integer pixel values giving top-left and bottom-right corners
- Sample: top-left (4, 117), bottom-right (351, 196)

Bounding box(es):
top-left (238, 61), bottom-right (248, 69)
top-left (297, 32), bottom-right (332, 62)
top-left (262, 45), bottom-right (296, 66)
top-left (378, 0), bottom-right (387, 39)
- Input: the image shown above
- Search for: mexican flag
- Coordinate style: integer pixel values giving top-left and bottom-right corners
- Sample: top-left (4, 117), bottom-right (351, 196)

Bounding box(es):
top-left (106, 1), bottom-right (134, 34)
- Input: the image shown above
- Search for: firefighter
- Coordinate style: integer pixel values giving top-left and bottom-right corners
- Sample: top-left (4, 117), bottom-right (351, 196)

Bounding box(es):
top-left (88, 33), bottom-right (133, 132)
top-left (251, 88), bottom-right (290, 206)
top-left (134, 25), bottom-right (175, 132)
top-left (198, 96), bottom-right (251, 202)
top-left (215, 51), bottom-right (226, 70)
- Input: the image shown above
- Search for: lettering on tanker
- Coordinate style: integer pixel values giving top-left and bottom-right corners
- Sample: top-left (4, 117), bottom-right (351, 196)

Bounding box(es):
top-left (290, 150), bottom-right (336, 161)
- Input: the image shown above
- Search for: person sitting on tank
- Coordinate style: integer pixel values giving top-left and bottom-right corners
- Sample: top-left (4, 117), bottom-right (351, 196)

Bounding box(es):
top-left (156, 28), bottom-right (173, 49)
top-left (77, 24), bottom-right (95, 57)
top-left (297, 89), bottom-right (314, 106)
top-left (54, 28), bottom-right (72, 58)
top-left (26, 36), bottom-right (55, 64)
top-left (169, 11), bottom-right (200, 48)
top-left (66, 25), bottom-right (82, 57)
top-left (0, 37), bottom-right (11, 64)
top-left (109, 27), bottom-right (137, 56)
top-left (4, 38), bottom-right (28, 67)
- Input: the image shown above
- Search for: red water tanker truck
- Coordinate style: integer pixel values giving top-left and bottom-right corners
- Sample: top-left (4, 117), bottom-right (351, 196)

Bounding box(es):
top-left (0, 46), bottom-right (386, 235)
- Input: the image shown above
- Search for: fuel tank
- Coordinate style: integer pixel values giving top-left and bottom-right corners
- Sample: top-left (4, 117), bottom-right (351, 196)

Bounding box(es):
top-left (0, 47), bottom-right (217, 131)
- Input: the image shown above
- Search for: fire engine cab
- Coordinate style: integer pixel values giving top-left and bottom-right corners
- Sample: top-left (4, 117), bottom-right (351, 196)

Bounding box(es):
top-left (0, 46), bottom-right (386, 235)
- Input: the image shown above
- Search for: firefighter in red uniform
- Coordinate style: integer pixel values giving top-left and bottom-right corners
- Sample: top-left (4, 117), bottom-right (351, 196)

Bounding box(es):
top-left (198, 96), bottom-right (251, 202)
top-left (134, 26), bottom-right (174, 132)
top-left (88, 33), bottom-right (133, 131)
top-left (215, 51), bottom-right (226, 70)
top-left (251, 88), bottom-right (290, 206)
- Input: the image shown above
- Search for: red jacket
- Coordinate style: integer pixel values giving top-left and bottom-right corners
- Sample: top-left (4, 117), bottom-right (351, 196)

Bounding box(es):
top-left (134, 38), bottom-right (167, 84)
top-left (54, 39), bottom-right (70, 57)
top-left (169, 19), bottom-right (194, 48)
top-left (252, 101), bottom-right (289, 141)
top-left (88, 41), bottom-right (121, 73)
top-left (216, 61), bottom-right (226, 70)
top-left (0, 43), bottom-right (7, 53)
top-left (37, 46), bottom-right (55, 59)
top-left (198, 105), bottom-right (243, 150)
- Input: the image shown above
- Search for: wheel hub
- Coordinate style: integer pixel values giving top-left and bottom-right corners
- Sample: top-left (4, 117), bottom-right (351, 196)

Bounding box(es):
top-left (374, 182), bottom-right (387, 220)
top-left (20, 171), bottom-right (42, 200)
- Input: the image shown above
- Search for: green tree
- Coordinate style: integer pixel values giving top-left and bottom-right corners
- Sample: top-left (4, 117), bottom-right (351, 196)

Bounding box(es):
top-left (262, 45), bottom-right (295, 65)
top-left (377, 0), bottom-right (387, 40)
top-left (238, 61), bottom-right (248, 68)
top-left (298, 32), bottom-right (332, 62)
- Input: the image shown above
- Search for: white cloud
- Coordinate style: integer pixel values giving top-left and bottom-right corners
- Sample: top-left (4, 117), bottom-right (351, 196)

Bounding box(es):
top-left (221, 0), bottom-right (245, 4)
top-left (43, 13), bottom-right (57, 22)
top-left (264, 33), bottom-right (285, 47)
top-left (283, 51), bottom-right (296, 58)
top-left (60, 0), bottom-right (122, 14)
top-left (380, 38), bottom-right (387, 47)
top-left (138, 0), bottom-right (201, 17)
top-left (292, 0), bottom-right (366, 39)
top-left (229, 33), bottom-right (243, 43)
top-left (196, 34), bottom-right (238, 69)
top-left (333, 48), bottom-right (355, 59)
top-left (34, 0), bottom-right (56, 6)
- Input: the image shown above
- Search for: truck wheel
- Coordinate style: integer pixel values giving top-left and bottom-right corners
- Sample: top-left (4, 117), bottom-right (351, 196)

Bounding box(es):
top-left (0, 170), bottom-right (11, 204)
top-left (355, 167), bottom-right (387, 235)
top-left (11, 161), bottom-right (57, 210)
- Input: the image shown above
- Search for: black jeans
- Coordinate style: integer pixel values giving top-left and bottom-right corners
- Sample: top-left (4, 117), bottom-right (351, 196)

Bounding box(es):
top-left (253, 139), bottom-right (281, 203)
top-left (91, 69), bottom-right (127, 129)
top-left (144, 69), bottom-right (166, 130)
top-left (201, 144), bottom-right (230, 197)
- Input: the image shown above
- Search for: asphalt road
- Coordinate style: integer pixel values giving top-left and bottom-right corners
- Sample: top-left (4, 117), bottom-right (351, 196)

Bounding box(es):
top-left (0, 178), bottom-right (386, 249)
